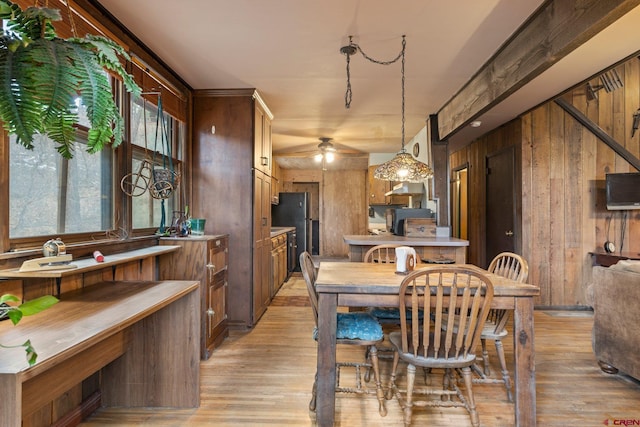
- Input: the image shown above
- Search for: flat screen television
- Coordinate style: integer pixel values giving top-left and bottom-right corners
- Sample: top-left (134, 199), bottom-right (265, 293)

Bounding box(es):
top-left (606, 172), bottom-right (640, 210)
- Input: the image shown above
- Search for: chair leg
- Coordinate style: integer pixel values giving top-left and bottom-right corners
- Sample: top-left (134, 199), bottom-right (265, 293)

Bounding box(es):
top-left (481, 338), bottom-right (490, 376)
top-left (386, 350), bottom-right (400, 400)
top-left (423, 367), bottom-right (432, 386)
top-left (368, 345), bottom-right (387, 417)
top-left (461, 366), bottom-right (480, 427)
top-left (309, 371), bottom-right (317, 411)
top-left (494, 339), bottom-right (513, 403)
top-left (404, 364), bottom-right (416, 427)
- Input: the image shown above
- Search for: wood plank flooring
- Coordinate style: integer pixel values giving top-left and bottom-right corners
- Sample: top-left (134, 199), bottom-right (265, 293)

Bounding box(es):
top-left (80, 275), bottom-right (640, 426)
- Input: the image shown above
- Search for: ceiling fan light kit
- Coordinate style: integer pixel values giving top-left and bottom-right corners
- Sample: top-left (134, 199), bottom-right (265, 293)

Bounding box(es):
top-left (315, 137), bottom-right (337, 170)
top-left (340, 35), bottom-right (433, 183)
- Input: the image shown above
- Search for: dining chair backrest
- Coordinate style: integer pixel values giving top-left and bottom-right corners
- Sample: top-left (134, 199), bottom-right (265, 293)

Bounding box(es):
top-left (364, 244), bottom-right (400, 264)
top-left (487, 252), bottom-right (529, 283)
top-left (397, 266), bottom-right (494, 360)
top-left (485, 252), bottom-right (529, 334)
top-left (300, 251), bottom-right (319, 326)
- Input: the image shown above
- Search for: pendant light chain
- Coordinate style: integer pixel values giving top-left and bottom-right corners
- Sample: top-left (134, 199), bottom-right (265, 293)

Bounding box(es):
top-left (400, 36), bottom-right (406, 152)
top-left (344, 37), bottom-right (353, 108)
top-left (342, 35), bottom-right (406, 109)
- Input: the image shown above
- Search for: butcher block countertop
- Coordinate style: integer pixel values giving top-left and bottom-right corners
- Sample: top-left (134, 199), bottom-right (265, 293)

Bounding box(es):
top-left (343, 234), bottom-right (469, 247)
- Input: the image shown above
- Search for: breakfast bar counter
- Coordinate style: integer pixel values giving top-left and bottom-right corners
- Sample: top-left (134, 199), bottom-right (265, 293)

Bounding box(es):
top-left (343, 234), bottom-right (469, 263)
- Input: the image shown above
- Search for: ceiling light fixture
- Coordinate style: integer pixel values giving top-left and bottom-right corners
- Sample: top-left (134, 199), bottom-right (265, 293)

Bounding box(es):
top-left (315, 137), bottom-right (336, 170)
top-left (586, 69), bottom-right (623, 101)
top-left (340, 35), bottom-right (433, 183)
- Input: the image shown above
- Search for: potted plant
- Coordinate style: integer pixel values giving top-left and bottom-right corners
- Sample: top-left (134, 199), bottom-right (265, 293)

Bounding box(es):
top-left (0, 293), bottom-right (58, 365)
top-left (0, 0), bottom-right (141, 158)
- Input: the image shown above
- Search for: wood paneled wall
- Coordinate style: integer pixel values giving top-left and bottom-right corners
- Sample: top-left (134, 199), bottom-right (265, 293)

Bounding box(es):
top-left (451, 58), bottom-right (640, 307)
top-left (280, 169), bottom-right (367, 257)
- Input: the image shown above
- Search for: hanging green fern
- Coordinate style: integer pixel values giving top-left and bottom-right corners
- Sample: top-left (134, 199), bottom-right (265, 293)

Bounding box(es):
top-left (0, 0), bottom-right (140, 158)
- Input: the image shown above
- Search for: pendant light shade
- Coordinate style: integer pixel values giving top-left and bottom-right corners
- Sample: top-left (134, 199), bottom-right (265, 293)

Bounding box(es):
top-left (374, 151), bottom-right (433, 183)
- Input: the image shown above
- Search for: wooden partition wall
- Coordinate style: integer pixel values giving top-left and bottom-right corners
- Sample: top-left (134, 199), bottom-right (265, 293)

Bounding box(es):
top-left (451, 58), bottom-right (640, 308)
top-left (280, 168), bottom-right (367, 257)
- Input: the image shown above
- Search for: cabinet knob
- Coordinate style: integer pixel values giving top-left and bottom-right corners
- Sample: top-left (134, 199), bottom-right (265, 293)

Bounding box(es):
top-left (207, 308), bottom-right (215, 317)
top-left (215, 240), bottom-right (221, 246)
top-left (224, 281), bottom-right (228, 287)
top-left (207, 263), bottom-right (215, 270)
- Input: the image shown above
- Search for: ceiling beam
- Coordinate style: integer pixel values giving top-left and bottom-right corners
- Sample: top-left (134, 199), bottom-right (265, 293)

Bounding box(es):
top-left (436, 0), bottom-right (640, 141)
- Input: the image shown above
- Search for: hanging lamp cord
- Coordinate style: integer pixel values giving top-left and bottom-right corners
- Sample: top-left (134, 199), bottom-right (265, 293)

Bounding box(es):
top-left (342, 35), bottom-right (407, 149)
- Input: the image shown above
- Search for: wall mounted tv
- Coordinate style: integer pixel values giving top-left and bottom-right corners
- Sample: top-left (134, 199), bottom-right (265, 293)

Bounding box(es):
top-left (606, 172), bottom-right (640, 210)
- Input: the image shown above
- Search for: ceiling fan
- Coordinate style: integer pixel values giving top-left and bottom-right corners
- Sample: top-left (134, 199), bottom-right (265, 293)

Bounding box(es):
top-left (274, 137), bottom-right (367, 170)
top-left (314, 137), bottom-right (337, 170)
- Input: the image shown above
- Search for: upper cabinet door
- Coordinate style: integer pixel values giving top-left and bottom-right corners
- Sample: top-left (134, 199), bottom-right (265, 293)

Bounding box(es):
top-left (368, 165), bottom-right (390, 205)
top-left (254, 101), bottom-right (272, 175)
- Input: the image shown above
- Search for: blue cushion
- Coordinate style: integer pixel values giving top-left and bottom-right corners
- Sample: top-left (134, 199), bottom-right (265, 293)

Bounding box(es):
top-left (313, 312), bottom-right (383, 341)
top-left (368, 307), bottom-right (424, 320)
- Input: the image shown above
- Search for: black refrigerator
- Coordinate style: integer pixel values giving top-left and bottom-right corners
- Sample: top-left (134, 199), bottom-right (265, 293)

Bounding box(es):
top-left (272, 192), bottom-right (312, 271)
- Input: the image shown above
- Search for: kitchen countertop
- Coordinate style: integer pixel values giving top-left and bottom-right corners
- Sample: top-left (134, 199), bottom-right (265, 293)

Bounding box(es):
top-left (270, 227), bottom-right (295, 238)
top-left (343, 234), bottom-right (469, 247)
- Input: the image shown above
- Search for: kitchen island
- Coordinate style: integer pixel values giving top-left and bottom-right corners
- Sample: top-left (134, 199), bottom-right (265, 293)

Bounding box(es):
top-left (344, 234), bottom-right (469, 263)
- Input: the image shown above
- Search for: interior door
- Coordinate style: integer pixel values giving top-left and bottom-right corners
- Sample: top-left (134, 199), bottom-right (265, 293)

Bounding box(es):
top-left (451, 165), bottom-right (468, 241)
top-left (485, 147), bottom-right (516, 268)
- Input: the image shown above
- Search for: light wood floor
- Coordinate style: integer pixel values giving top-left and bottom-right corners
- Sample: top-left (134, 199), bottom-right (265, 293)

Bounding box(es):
top-left (81, 275), bottom-right (640, 426)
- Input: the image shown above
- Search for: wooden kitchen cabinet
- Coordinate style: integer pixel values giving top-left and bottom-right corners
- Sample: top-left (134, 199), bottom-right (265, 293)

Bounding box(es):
top-left (193, 89), bottom-right (274, 329)
top-left (253, 171), bottom-right (272, 322)
top-left (367, 165), bottom-right (410, 206)
top-left (159, 235), bottom-right (229, 359)
top-left (270, 233), bottom-right (287, 297)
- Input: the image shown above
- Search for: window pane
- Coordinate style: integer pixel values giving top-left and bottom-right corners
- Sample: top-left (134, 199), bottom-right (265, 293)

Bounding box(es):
top-left (130, 156), bottom-right (178, 230)
top-left (130, 95), bottom-right (177, 158)
top-left (129, 94), bottom-right (184, 232)
top-left (9, 134), bottom-right (114, 238)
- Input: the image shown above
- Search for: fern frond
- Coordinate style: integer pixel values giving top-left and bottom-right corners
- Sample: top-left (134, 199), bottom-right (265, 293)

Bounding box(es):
top-left (68, 42), bottom-right (121, 152)
top-left (24, 39), bottom-right (78, 125)
top-left (0, 45), bottom-right (43, 148)
top-left (45, 111), bottom-right (76, 158)
top-left (70, 35), bottom-right (140, 96)
top-left (0, 2), bottom-right (59, 43)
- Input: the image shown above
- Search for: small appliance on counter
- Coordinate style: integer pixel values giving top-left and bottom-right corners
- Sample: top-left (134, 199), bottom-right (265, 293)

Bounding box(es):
top-left (386, 208), bottom-right (435, 236)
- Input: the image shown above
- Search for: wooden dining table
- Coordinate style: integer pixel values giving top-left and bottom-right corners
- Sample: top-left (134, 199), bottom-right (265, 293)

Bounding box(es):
top-left (314, 262), bottom-right (540, 427)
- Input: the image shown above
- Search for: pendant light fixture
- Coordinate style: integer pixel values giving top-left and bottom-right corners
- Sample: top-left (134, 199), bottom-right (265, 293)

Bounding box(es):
top-left (340, 35), bottom-right (433, 183)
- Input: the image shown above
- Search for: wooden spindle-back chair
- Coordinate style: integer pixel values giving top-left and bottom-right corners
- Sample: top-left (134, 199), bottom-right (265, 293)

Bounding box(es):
top-left (387, 266), bottom-right (494, 427)
top-left (474, 252), bottom-right (529, 402)
top-left (300, 252), bottom-right (387, 417)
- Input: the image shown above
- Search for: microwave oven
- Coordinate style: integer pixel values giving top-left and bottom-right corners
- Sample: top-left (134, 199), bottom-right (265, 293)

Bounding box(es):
top-left (385, 208), bottom-right (434, 235)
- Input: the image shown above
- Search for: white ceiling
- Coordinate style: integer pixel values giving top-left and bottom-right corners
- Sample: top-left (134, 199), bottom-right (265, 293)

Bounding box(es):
top-left (96, 0), bottom-right (640, 166)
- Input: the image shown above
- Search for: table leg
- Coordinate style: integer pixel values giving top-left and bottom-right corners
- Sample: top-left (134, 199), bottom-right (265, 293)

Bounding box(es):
top-left (513, 296), bottom-right (536, 426)
top-left (316, 292), bottom-right (338, 427)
